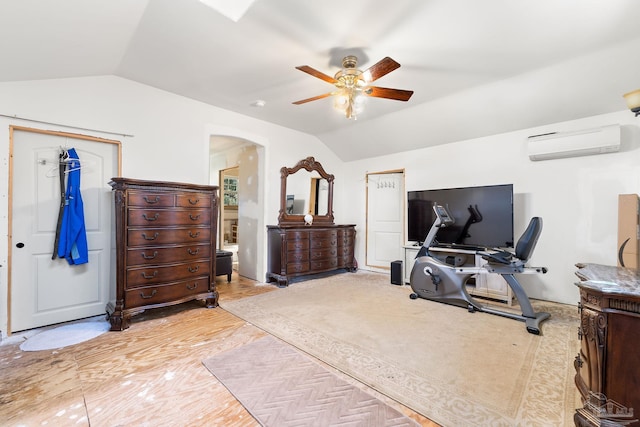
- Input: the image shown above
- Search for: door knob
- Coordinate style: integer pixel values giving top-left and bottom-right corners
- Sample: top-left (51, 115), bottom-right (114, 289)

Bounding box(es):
top-left (16, 242), bottom-right (25, 248)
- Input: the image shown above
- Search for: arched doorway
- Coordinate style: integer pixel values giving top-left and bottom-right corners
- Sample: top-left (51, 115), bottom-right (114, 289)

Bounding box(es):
top-left (209, 135), bottom-right (264, 281)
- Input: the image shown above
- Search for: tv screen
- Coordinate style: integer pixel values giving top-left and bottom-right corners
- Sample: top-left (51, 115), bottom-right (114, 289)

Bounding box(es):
top-left (407, 184), bottom-right (514, 248)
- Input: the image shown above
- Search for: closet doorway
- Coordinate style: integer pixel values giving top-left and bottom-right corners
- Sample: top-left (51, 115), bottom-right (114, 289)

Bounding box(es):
top-left (366, 170), bottom-right (405, 269)
top-left (9, 126), bottom-right (121, 333)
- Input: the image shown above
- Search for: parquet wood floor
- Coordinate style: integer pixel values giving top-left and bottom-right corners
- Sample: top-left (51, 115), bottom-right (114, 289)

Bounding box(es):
top-left (0, 273), bottom-right (437, 426)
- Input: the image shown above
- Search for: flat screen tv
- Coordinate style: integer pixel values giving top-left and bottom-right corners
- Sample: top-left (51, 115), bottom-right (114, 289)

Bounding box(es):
top-left (407, 184), bottom-right (514, 248)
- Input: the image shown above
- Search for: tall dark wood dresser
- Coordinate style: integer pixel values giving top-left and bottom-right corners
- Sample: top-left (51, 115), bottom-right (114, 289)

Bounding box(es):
top-left (574, 263), bottom-right (640, 426)
top-left (108, 178), bottom-right (219, 331)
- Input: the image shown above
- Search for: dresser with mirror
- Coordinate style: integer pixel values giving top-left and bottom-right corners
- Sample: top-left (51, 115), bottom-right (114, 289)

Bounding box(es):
top-left (266, 157), bottom-right (357, 286)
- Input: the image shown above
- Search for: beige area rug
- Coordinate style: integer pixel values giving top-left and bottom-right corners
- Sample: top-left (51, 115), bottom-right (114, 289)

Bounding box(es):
top-left (203, 335), bottom-right (420, 426)
top-left (220, 271), bottom-right (581, 427)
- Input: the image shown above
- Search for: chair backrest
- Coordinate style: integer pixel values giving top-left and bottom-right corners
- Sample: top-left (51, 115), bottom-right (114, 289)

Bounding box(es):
top-left (515, 217), bottom-right (542, 262)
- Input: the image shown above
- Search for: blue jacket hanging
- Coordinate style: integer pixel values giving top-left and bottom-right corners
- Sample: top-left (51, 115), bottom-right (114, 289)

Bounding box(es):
top-left (57, 148), bottom-right (89, 265)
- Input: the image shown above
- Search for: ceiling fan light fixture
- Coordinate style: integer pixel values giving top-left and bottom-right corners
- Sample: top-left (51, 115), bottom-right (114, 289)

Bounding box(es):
top-left (293, 55), bottom-right (412, 119)
top-left (334, 93), bottom-right (349, 109)
top-left (623, 89), bottom-right (640, 116)
top-left (333, 89), bottom-right (365, 119)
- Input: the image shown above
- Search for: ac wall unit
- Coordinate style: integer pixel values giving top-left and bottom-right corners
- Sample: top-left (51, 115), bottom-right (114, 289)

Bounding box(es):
top-left (527, 124), bottom-right (621, 161)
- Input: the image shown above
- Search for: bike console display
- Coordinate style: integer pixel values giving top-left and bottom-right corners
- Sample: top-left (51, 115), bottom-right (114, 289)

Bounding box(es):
top-left (434, 205), bottom-right (454, 226)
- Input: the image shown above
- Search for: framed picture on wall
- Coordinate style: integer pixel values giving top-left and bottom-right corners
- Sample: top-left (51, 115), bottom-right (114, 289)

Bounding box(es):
top-left (224, 177), bottom-right (238, 206)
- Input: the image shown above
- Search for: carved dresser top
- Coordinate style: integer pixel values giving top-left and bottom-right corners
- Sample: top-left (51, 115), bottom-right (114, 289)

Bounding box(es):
top-left (575, 263), bottom-right (640, 299)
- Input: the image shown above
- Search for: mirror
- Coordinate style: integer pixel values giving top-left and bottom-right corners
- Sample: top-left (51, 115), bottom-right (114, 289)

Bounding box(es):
top-left (278, 157), bottom-right (334, 225)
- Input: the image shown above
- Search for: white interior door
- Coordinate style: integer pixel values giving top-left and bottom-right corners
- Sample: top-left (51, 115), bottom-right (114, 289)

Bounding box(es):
top-left (366, 171), bottom-right (404, 268)
top-left (10, 128), bottom-right (119, 333)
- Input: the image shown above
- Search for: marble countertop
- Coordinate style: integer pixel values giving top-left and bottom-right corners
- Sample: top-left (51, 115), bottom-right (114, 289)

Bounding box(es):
top-left (575, 263), bottom-right (640, 297)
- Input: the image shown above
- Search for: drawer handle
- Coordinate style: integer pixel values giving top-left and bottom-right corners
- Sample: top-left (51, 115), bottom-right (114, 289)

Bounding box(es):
top-left (141, 251), bottom-right (158, 260)
top-left (140, 290), bottom-right (157, 299)
top-left (187, 248), bottom-right (200, 255)
top-left (186, 283), bottom-right (198, 290)
top-left (189, 231), bottom-right (200, 238)
top-left (143, 196), bottom-right (160, 204)
top-left (188, 265), bottom-right (200, 273)
top-left (143, 213), bottom-right (160, 221)
top-left (142, 232), bottom-right (159, 241)
top-left (142, 271), bottom-right (158, 279)
top-left (189, 214), bottom-right (201, 221)
top-left (188, 198), bottom-right (200, 205)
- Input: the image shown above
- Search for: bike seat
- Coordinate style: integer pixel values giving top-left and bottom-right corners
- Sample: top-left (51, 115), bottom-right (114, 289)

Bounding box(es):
top-left (481, 217), bottom-right (542, 266)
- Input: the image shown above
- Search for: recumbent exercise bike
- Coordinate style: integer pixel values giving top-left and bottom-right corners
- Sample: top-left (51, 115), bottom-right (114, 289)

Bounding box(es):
top-left (409, 204), bottom-right (550, 335)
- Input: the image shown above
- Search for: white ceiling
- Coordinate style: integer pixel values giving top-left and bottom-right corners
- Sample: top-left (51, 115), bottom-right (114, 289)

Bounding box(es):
top-left (1, 0), bottom-right (640, 161)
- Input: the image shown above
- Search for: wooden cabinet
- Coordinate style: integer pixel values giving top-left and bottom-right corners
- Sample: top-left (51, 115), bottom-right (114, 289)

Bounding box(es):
top-left (266, 225), bottom-right (356, 286)
top-left (108, 178), bottom-right (219, 331)
top-left (472, 255), bottom-right (513, 305)
top-left (574, 263), bottom-right (640, 426)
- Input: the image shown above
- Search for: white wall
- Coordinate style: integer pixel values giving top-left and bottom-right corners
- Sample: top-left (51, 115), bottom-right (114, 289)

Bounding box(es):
top-left (342, 111), bottom-right (640, 305)
top-left (0, 75), bottom-right (341, 337)
top-left (1, 74), bottom-right (637, 336)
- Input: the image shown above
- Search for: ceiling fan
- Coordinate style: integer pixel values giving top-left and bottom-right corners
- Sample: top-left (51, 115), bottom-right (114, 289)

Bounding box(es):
top-left (293, 55), bottom-right (414, 119)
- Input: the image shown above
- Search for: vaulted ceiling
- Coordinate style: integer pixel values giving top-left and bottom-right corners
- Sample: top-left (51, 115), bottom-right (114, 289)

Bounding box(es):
top-left (2, 0), bottom-right (640, 160)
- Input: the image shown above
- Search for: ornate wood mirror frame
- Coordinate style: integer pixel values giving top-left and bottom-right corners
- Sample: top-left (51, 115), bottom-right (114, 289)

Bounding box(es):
top-left (278, 157), bottom-right (334, 226)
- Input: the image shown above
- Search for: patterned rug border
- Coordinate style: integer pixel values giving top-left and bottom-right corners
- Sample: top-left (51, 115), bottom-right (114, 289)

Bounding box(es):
top-left (220, 271), bottom-right (580, 426)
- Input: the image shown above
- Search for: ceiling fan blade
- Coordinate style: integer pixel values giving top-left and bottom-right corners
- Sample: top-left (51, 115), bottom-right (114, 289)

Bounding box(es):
top-left (365, 86), bottom-right (414, 101)
top-left (295, 66), bottom-right (338, 84)
top-left (365, 57), bottom-right (401, 82)
top-left (292, 93), bottom-right (334, 105)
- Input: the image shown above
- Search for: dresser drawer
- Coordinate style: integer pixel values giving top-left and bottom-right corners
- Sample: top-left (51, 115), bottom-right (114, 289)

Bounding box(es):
top-left (310, 248), bottom-right (337, 260)
top-left (338, 246), bottom-right (354, 256)
top-left (126, 260), bottom-right (211, 287)
top-left (128, 191), bottom-right (175, 207)
top-left (337, 255), bottom-right (353, 268)
top-left (127, 208), bottom-right (211, 227)
top-left (176, 193), bottom-right (212, 208)
top-left (127, 227), bottom-right (211, 246)
top-left (126, 243), bottom-right (211, 266)
top-left (124, 277), bottom-right (210, 308)
top-left (286, 238), bottom-right (309, 251)
top-left (310, 258), bottom-right (338, 271)
top-left (287, 250), bottom-right (309, 263)
top-left (285, 230), bottom-right (309, 240)
top-left (338, 235), bottom-right (355, 246)
top-left (287, 262), bottom-right (309, 274)
top-left (310, 237), bottom-right (337, 249)
top-left (310, 230), bottom-right (337, 240)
